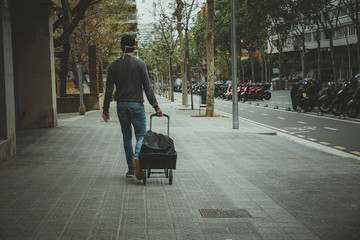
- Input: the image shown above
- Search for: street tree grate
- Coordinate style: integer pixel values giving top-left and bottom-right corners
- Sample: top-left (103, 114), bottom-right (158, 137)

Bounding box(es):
top-left (199, 209), bottom-right (252, 218)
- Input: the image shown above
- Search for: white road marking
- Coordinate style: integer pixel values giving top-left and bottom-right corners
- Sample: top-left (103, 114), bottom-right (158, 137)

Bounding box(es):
top-left (214, 109), bottom-right (360, 161)
top-left (277, 117), bottom-right (285, 119)
top-left (262, 113), bottom-right (268, 116)
top-left (324, 127), bottom-right (338, 131)
top-left (297, 121), bottom-right (307, 124)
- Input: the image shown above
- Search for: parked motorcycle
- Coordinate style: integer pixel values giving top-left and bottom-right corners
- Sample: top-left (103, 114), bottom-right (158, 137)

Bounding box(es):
top-left (215, 83), bottom-right (226, 99)
top-left (318, 82), bottom-right (341, 113)
top-left (225, 84), bottom-right (233, 100)
top-left (290, 81), bottom-right (306, 110)
top-left (331, 78), bottom-right (358, 116)
top-left (240, 83), bottom-right (271, 102)
top-left (345, 86), bottom-right (360, 118)
top-left (298, 79), bottom-right (321, 112)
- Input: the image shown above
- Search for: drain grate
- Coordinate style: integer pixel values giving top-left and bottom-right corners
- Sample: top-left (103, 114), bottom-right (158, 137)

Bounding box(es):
top-left (199, 209), bottom-right (252, 218)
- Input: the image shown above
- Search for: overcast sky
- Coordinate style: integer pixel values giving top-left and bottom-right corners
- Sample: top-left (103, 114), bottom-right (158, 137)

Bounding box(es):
top-left (136, 0), bottom-right (206, 28)
top-left (136, 0), bottom-right (157, 27)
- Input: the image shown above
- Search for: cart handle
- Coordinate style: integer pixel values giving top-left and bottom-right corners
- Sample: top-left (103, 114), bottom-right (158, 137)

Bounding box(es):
top-left (149, 113), bottom-right (170, 136)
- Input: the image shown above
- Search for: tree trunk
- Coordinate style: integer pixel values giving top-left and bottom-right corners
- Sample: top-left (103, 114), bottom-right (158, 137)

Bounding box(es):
top-left (329, 36), bottom-right (337, 84)
top-left (169, 53), bottom-right (174, 102)
top-left (301, 43), bottom-right (306, 81)
top-left (316, 31), bottom-right (321, 82)
top-left (186, 37), bottom-right (193, 110)
top-left (154, 76), bottom-right (157, 94)
top-left (279, 51), bottom-right (283, 90)
top-left (260, 53), bottom-right (264, 83)
top-left (71, 50), bottom-right (79, 90)
top-left (174, 0), bottom-right (185, 105)
top-left (60, 42), bottom-right (70, 97)
top-left (205, 0), bottom-right (215, 117)
top-left (250, 56), bottom-right (255, 82)
top-left (357, 30), bottom-right (360, 73)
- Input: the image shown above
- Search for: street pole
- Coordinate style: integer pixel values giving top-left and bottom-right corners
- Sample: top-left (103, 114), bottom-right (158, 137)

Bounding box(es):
top-left (184, 26), bottom-right (189, 108)
top-left (231, 0), bottom-right (239, 129)
top-left (71, 34), bottom-right (85, 115)
top-left (261, 49), bottom-right (268, 83)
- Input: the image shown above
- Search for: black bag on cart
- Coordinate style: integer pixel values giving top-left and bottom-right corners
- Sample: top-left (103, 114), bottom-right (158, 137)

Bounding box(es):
top-left (140, 130), bottom-right (176, 155)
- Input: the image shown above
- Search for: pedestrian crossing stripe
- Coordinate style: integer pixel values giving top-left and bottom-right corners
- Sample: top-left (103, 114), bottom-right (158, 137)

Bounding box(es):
top-left (351, 151), bottom-right (360, 156)
top-left (334, 146), bottom-right (346, 150)
top-left (320, 142), bottom-right (331, 145)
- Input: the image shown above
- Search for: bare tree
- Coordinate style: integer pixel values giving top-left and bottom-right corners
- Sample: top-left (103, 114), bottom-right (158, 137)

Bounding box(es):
top-left (154, 0), bottom-right (178, 102)
top-left (268, 0), bottom-right (292, 89)
top-left (318, 0), bottom-right (342, 83)
top-left (174, 0), bottom-right (199, 109)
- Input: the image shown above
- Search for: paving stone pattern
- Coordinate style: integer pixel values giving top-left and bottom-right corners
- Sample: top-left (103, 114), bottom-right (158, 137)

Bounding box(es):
top-left (0, 97), bottom-right (359, 240)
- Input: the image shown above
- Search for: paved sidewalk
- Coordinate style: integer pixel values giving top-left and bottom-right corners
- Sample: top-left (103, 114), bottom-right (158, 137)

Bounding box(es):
top-left (0, 95), bottom-right (360, 240)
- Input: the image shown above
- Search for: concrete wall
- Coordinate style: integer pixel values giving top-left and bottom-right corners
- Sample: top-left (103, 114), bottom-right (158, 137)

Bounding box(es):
top-left (12, 1), bottom-right (57, 129)
top-left (0, 0), bottom-right (16, 163)
top-left (57, 94), bottom-right (104, 113)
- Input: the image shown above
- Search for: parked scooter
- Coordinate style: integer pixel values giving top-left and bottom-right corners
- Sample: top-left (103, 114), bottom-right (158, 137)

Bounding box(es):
top-left (331, 78), bottom-right (358, 116)
top-left (298, 79), bottom-right (321, 112)
top-left (346, 86), bottom-right (360, 118)
top-left (262, 83), bottom-right (272, 100)
top-left (290, 82), bottom-right (306, 111)
top-left (225, 84), bottom-right (232, 100)
top-left (240, 83), bottom-right (271, 102)
top-left (318, 82), bottom-right (341, 113)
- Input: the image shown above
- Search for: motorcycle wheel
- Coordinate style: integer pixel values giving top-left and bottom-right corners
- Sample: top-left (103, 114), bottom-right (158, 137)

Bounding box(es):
top-left (318, 99), bottom-right (330, 113)
top-left (299, 98), bottom-right (314, 112)
top-left (263, 91), bottom-right (271, 100)
top-left (346, 105), bottom-right (359, 118)
top-left (331, 103), bottom-right (344, 116)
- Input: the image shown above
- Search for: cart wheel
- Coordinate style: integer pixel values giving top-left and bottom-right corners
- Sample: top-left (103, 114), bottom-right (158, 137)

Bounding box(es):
top-left (169, 170), bottom-right (173, 185)
top-left (165, 168), bottom-right (169, 178)
top-left (143, 170), bottom-right (147, 185)
top-left (147, 169), bottom-right (151, 178)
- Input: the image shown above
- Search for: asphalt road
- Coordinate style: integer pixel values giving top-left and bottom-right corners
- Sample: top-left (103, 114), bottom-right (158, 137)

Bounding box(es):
top-left (176, 91), bottom-right (360, 158)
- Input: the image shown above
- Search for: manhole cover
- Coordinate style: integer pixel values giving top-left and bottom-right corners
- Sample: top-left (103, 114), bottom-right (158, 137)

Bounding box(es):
top-left (199, 209), bottom-right (252, 218)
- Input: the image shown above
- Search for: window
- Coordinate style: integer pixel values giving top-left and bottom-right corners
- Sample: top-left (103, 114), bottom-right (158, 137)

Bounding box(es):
top-left (348, 24), bottom-right (356, 35)
top-left (304, 33), bottom-right (312, 42)
top-left (324, 29), bottom-right (331, 40)
top-left (313, 31), bottom-right (323, 41)
top-left (335, 27), bottom-right (345, 38)
top-left (338, 6), bottom-right (348, 17)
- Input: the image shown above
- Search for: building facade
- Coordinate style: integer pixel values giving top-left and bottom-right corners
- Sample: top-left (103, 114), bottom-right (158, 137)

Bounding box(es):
top-left (269, 0), bottom-right (358, 81)
top-left (0, 0), bottom-right (57, 163)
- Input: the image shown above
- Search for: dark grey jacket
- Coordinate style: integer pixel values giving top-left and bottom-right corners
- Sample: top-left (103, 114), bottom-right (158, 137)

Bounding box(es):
top-left (102, 55), bottom-right (159, 113)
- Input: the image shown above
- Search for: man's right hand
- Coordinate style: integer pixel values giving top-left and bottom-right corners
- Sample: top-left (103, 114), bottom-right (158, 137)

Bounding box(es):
top-left (156, 109), bottom-right (163, 117)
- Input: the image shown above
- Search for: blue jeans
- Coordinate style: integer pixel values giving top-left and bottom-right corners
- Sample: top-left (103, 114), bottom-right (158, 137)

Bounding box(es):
top-left (117, 102), bottom-right (146, 172)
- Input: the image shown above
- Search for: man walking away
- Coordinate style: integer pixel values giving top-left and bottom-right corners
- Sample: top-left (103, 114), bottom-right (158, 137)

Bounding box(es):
top-left (102, 35), bottom-right (163, 180)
